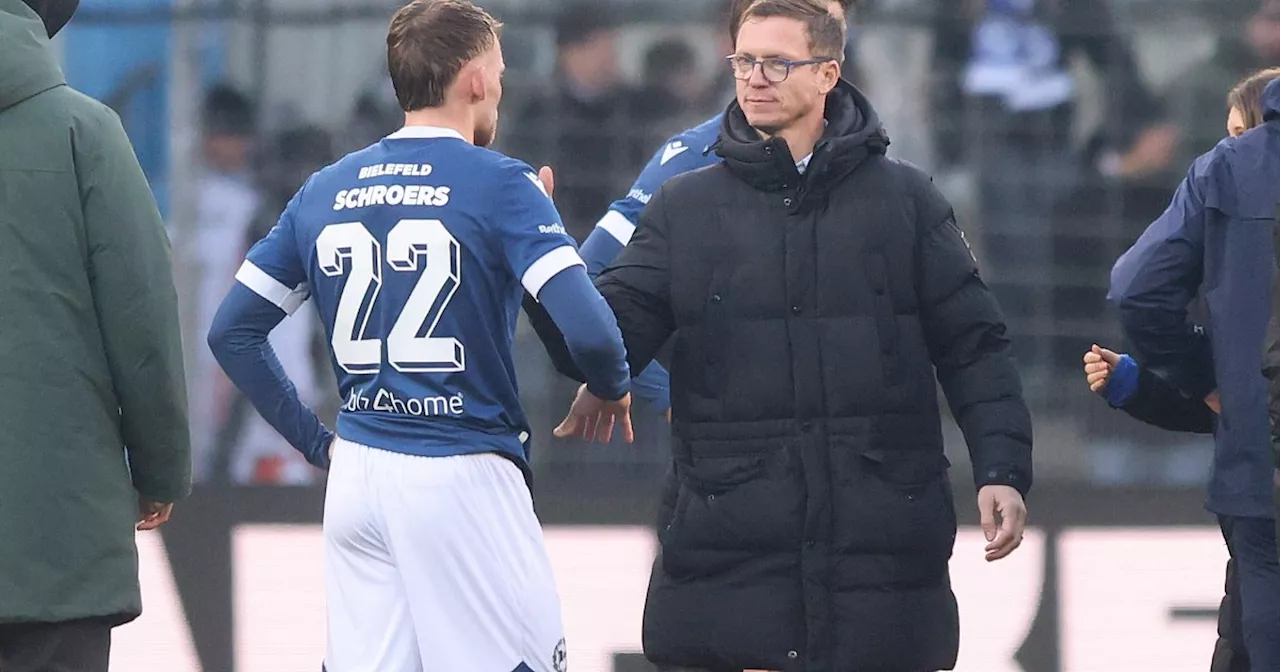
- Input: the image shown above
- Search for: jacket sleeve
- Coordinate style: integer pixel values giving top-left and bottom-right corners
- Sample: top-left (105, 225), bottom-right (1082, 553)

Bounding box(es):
top-left (595, 187), bottom-right (678, 376)
top-left (914, 176), bottom-right (1033, 496)
top-left (1117, 366), bottom-right (1217, 434)
top-left (522, 188), bottom-right (678, 383)
top-left (1108, 160), bottom-right (1215, 396)
top-left (77, 107), bottom-right (192, 503)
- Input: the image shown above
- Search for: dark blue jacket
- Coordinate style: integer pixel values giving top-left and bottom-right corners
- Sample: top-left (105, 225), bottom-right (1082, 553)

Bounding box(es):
top-left (1109, 79), bottom-right (1280, 519)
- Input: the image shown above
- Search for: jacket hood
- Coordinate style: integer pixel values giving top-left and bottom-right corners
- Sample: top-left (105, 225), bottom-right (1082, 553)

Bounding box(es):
top-left (20, 0), bottom-right (78, 37)
top-left (0, 0), bottom-right (67, 112)
top-left (712, 78), bottom-right (889, 193)
top-left (1264, 78), bottom-right (1280, 124)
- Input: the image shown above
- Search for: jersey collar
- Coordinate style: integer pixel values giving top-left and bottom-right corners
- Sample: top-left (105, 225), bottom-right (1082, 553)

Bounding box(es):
top-left (386, 126), bottom-right (467, 141)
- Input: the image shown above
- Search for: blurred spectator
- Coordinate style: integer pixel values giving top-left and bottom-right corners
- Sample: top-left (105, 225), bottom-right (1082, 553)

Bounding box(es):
top-left (635, 37), bottom-right (706, 138)
top-left (200, 84), bottom-right (255, 179)
top-left (930, 0), bottom-right (1173, 383)
top-left (337, 77), bottom-right (402, 157)
top-left (1248, 0), bottom-right (1280, 63)
top-left (209, 124), bottom-right (337, 486)
top-left (190, 82), bottom-right (261, 483)
top-left (702, 0), bottom-right (740, 108)
top-left (1163, 0), bottom-right (1280, 176)
top-left (839, 1), bottom-right (864, 86)
top-left (505, 2), bottom-right (648, 241)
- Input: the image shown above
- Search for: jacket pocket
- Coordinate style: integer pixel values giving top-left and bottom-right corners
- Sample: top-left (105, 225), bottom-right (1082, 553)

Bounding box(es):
top-left (831, 440), bottom-right (957, 568)
top-left (859, 448), bottom-right (951, 488)
top-left (661, 439), bottom-right (803, 579)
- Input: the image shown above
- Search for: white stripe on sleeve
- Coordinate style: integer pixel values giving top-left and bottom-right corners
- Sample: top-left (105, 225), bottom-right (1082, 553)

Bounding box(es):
top-left (522, 245), bottom-right (586, 300)
top-left (597, 210), bottom-right (637, 245)
top-left (235, 261), bottom-right (310, 315)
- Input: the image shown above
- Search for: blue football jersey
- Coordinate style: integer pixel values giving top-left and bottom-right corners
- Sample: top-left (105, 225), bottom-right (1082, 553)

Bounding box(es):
top-left (236, 126), bottom-right (584, 465)
top-left (593, 114), bottom-right (723, 248)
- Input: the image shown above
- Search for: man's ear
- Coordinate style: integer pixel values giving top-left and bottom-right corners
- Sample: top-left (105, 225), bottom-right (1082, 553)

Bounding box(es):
top-left (819, 61), bottom-right (841, 94)
top-left (468, 66), bottom-right (488, 104)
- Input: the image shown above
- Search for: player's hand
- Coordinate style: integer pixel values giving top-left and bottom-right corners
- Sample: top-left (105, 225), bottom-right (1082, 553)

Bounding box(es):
top-left (1205, 389), bottom-right (1221, 415)
top-left (665, 408), bottom-right (672, 423)
top-left (1083, 344), bottom-right (1121, 393)
top-left (136, 498), bottom-right (173, 531)
top-left (553, 384), bottom-right (634, 444)
top-left (538, 165), bottom-right (555, 200)
top-left (978, 485), bottom-right (1026, 562)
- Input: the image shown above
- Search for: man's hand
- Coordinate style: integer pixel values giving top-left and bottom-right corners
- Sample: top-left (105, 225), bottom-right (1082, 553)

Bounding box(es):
top-left (1204, 389), bottom-right (1221, 414)
top-left (1083, 344), bottom-right (1121, 392)
top-left (553, 384), bottom-right (634, 444)
top-left (136, 498), bottom-right (173, 531)
top-left (538, 165), bottom-right (555, 200)
top-left (977, 485), bottom-right (1026, 562)
top-left (665, 408), bottom-right (672, 423)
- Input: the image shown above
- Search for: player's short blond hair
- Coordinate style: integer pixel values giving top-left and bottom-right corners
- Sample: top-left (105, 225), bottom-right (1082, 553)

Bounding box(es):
top-left (386, 0), bottom-right (503, 112)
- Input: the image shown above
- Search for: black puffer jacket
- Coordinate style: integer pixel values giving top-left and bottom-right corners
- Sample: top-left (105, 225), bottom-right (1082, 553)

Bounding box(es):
top-left (533, 81), bottom-right (1033, 671)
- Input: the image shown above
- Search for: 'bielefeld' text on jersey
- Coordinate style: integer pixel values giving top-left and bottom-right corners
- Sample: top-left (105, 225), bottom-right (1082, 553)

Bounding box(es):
top-left (237, 126), bottom-right (584, 467)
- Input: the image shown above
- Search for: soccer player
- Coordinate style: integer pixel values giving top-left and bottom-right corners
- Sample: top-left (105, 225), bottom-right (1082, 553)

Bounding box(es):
top-left (566, 0), bottom-right (854, 425)
top-left (206, 1), bottom-right (633, 670)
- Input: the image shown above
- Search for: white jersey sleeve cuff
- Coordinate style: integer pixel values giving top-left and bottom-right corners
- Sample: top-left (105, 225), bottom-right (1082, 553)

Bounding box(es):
top-left (597, 210), bottom-right (637, 245)
top-left (236, 261), bottom-right (310, 315)
top-left (522, 245), bottom-right (586, 300)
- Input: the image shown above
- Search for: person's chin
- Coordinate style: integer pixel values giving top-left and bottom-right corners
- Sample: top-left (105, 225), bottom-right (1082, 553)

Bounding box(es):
top-left (745, 114), bottom-right (783, 136)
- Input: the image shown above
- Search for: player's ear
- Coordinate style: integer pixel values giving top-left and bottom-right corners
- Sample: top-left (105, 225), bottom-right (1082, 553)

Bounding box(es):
top-left (467, 65), bottom-right (487, 104)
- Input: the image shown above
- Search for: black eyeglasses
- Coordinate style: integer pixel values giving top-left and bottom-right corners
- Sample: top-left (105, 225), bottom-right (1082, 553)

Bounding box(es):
top-left (726, 55), bottom-right (835, 83)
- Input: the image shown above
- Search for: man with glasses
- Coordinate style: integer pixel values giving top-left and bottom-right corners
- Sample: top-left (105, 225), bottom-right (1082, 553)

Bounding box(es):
top-left (570, 0), bottom-right (853, 423)
top-left (531, 0), bottom-right (1033, 669)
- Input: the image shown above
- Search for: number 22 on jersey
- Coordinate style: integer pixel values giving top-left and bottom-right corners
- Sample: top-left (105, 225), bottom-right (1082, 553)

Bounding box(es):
top-left (315, 219), bottom-right (465, 375)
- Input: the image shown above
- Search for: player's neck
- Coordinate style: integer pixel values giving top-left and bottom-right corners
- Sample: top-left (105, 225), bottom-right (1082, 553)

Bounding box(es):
top-left (402, 110), bottom-right (474, 145)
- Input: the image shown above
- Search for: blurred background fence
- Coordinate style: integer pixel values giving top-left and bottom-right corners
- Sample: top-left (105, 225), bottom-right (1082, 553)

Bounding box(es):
top-left (55, 0), bottom-right (1271, 491)
top-left (41, 0), bottom-right (1280, 668)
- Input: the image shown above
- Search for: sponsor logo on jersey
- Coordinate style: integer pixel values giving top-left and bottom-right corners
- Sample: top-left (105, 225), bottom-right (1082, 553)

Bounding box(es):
top-left (344, 387), bottom-right (466, 418)
top-left (538, 223), bottom-right (568, 236)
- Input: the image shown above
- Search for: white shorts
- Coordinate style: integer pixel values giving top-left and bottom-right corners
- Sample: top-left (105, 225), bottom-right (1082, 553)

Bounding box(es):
top-left (323, 438), bottom-right (567, 672)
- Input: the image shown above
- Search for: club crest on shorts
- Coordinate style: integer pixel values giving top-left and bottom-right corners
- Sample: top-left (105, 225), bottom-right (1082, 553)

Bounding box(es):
top-left (552, 637), bottom-right (567, 672)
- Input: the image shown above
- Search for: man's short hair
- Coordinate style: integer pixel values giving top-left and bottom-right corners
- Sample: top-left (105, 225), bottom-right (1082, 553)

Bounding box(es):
top-left (386, 0), bottom-right (502, 112)
top-left (728, 0), bottom-right (852, 50)
top-left (202, 83), bottom-right (255, 136)
top-left (737, 0), bottom-right (847, 63)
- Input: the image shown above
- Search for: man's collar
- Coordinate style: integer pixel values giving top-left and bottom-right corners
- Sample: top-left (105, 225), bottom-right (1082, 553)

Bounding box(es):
top-left (387, 126), bottom-right (467, 141)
